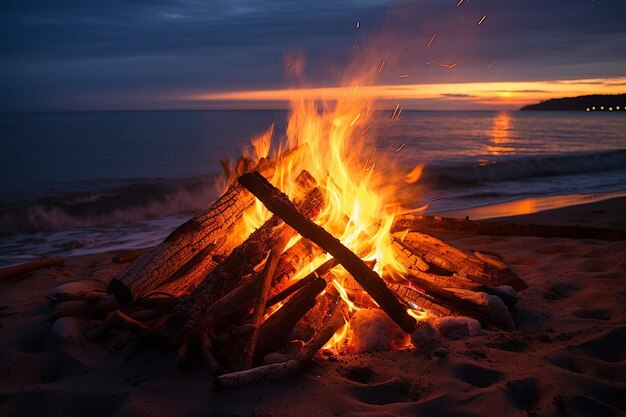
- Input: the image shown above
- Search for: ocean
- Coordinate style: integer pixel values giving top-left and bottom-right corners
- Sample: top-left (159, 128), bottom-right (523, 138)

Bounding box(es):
top-left (1, 110), bottom-right (625, 266)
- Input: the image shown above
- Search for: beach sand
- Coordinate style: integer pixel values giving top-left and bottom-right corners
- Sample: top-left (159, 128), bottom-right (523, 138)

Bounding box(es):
top-left (1, 197), bottom-right (625, 417)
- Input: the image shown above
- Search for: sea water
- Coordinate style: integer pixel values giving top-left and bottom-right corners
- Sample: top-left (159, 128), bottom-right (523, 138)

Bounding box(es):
top-left (1, 110), bottom-right (625, 265)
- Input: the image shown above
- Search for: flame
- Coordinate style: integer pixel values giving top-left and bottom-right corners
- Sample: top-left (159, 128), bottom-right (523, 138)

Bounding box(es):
top-left (232, 73), bottom-right (426, 350)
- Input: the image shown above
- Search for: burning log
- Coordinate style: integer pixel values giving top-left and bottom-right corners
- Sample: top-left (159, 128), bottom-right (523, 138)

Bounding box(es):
top-left (240, 227), bottom-right (294, 369)
top-left (238, 171), bottom-right (417, 334)
top-left (252, 277), bottom-right (327, 363)
top-left (393, 214), bottom-right (626, 241)
top-left (164, 174), bottom-right (324, 343)
top-left (107, 148), bottom-right (303, 305)
top-left (154, 245), bottom-right (219, 297)
top-left (406, 275), bottom-right (514, 330)
top-left (266, 257), bottom-right (339, 308)
top-left (187, 239), bottom-right (324, 334)
top-left (395, 231), bottom-right (527, 290)
top-left (216, 298), bottom-right (348, 388)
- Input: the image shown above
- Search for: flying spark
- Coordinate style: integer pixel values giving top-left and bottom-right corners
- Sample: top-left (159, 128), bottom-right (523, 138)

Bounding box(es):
top-left (391, 104), bottom-right (401, 120)
top-left (378, 61), bottom-right (386, 73)
top-left (427, 33), bottom-right (437, 48)
top-left (478, 15), bottom-right (487, 25)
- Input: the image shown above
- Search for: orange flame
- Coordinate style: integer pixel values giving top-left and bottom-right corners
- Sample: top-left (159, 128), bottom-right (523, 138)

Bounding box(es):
top-left (233, 73), bottom-right (427, 349)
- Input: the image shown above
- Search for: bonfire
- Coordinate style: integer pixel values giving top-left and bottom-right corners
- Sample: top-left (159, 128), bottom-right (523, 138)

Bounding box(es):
top-left (50, 88), bottom-right (617, 387)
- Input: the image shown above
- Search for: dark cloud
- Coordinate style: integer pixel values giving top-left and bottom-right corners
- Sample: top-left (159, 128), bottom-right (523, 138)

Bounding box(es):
top-left (440, 93), bottom-right (476, 98)
top-left (1, 0), bottom-right (625, 110)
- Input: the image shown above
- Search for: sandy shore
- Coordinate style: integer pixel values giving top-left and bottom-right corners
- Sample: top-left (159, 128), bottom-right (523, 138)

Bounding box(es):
top-left (1, 197), bottom-right (625, 417)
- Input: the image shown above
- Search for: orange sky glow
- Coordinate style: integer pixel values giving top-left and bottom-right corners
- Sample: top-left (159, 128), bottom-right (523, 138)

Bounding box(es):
top-left (185, 76), bottom-right (626, 110)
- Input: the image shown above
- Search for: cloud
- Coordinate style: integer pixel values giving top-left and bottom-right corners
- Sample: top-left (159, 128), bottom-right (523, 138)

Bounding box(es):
top-left (440, 93), bottom-right (476, 98)
top-left (1, 0), bottom-right (625, 110)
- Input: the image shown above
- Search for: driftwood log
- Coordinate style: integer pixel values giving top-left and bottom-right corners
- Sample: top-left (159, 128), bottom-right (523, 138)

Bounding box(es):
top-left (108, 148), bottom-right (303, 305)
top-left (0, 257), bottom-right (64, 281)
top-left (396, 231), bottom-right (527, 291)
top-left (238, 171), bottom-right (416, 334)
top-left (393, 214), bottom-right (626, 241)
top-left (216, 299), bottom-right (348, 388)
top-left (164, 177), bottom-right (324, 342)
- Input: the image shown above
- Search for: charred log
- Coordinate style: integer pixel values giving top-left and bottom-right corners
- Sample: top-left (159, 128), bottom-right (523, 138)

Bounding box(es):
top-left (238, 171), bottom-right (416, 334)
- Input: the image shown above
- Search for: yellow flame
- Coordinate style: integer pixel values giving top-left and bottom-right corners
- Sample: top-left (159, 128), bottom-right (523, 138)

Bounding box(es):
top-left (233, 74), bottom-right (422, 349)
top-left (404, 163), bottom-right (425, 184)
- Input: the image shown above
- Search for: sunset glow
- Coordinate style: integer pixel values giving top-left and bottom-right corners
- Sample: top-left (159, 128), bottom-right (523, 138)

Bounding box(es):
top-left (186, 77), bottom-right (626, 110)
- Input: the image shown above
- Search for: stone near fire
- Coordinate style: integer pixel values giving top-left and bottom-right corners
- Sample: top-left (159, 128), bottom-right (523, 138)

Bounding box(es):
top-left (349, 309), bottom-right (410, 353)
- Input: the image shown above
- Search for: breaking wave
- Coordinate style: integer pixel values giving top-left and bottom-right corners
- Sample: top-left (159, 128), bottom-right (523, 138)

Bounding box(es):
top-left (420, 149), bottom-right (626, 188)
top-left (0, 176), bottom-right (221, 234)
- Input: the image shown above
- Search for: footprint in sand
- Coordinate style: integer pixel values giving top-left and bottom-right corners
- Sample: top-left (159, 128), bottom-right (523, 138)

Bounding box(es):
top-left (344, 376), bottom-right (415, 405)
top-left (505, 377), bottom-right (540, 410)
top-left (451, 363), bottom-right (503, 388)
top-left (572, 309), bottom-right (612, 320)
top-left (543, 283), bottom-right (579, 300)
top-left (568, 326), bottom-right (626, 363)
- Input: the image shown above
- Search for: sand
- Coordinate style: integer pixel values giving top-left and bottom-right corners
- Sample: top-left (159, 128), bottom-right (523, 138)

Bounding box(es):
top-left (1, 197), bottom-right (625, 417)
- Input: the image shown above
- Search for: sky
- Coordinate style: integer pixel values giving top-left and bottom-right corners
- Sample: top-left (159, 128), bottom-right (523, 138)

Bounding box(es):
top-left (1, 0), bottom-right (625, 111)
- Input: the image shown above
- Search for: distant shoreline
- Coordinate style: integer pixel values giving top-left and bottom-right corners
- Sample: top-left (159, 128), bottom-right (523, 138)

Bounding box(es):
top-left (520, 93), bottom-right (626, 111)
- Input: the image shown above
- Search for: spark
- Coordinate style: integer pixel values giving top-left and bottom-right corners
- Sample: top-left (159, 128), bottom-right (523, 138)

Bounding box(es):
top-left (486, 60), bottom-right (496, 70)
top-left (350, 113), bottom-right (361, 126)
top-left (391, 104), bottom-right (401, 120)
top-left (400, 74), bottom-right (409, 78)
top-left (356, 20), bottom-right (360, 29)
top-left (478, 15), bottom-right (487, 25)
top-left (425, 58), bottom-right (439, 65)
top-left (427, 33), bottom-right (437, 48)
top-left (456, 0), bottom-right (465, 6)
top-left (395, 142), bottom-right (406, 153)
top-left (378, 61), bottom-right (386, 73)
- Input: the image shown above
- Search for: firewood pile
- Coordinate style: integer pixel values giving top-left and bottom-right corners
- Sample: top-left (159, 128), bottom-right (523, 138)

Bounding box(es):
top-left (40, 148), bottom-right (539, 387)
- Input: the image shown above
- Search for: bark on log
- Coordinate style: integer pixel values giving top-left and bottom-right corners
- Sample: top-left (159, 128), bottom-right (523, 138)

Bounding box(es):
top-left (253, 277), bottom-right (327, 363)
top-left (216, 299), bottom-right (347, 388)
top-left (393, 214), bottom-right (626, 241)
top-left (239, 171), bottom-right (417, 334)
top-left (406, 276), bottom-right (514, 329)
top-left (405, 269), bottom-right (481, 291)
top-left (396, 231), bottom-right (527, 291)
top-left (108, 148), bottom-right (303, 305)
top-left (191, 239), bottom-right (321, 333)
top-left (110, 310), bottom-right (166, 343)
top-left (164, 183), bottom-right (324, 342)
top-left (240, 227), bottom-right (292, 369)
top-left (0, 257), bottom-right (64, 281)
top-left (266, 257), bottom-right (339, 308)
top-left (389, 283), bottom-right (455, 318)
top-left (155, 244), bottom-right (220, 297)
